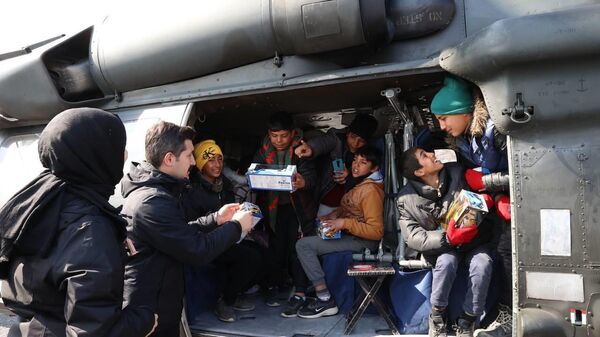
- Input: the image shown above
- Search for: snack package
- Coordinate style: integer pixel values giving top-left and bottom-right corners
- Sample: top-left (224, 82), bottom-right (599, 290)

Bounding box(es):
top-left (316, 219), bottom-right (341, 240)
top-left (246, 163), bottom-right (297, 191)
top-left (238, 202), bottom-right (263, 243)
top-left (443, 189), bottom-right (489, 230)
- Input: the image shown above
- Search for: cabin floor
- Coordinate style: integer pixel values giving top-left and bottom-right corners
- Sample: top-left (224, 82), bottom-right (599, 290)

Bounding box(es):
top-left (188, 291), bottom-right (428, 337)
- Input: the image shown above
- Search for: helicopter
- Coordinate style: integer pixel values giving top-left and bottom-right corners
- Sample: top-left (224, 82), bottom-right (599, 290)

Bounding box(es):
top-left (1, 1), bottom-right (600, 336)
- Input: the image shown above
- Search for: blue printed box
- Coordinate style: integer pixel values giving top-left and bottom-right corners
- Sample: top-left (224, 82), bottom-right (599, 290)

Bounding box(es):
top-left (246, 163), bottom-right (297, 192)
top-left (316, 219), bottom-right (341, 240)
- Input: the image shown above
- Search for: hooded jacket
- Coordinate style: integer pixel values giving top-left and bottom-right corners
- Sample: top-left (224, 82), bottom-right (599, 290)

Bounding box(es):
top-left (335, 171), bottom-right (385, 241)
top-left (397, 163), bottom-right (494, 263)
top-left (121, 162), bottom-right (242, 337)
top-left (0, 108), bottom-right (154, 337)
top-left (448, 95), bottom-right (508, 173)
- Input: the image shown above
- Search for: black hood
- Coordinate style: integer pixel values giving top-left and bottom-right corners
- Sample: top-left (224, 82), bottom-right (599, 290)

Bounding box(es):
top-left (0, 108), bottom-right (127, 277)
top-left (121, 161), bottom-right (187, 199)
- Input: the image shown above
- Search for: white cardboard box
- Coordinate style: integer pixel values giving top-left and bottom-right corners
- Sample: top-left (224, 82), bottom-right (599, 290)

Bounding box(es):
top-left (246, 163), bottom-right (297, 191)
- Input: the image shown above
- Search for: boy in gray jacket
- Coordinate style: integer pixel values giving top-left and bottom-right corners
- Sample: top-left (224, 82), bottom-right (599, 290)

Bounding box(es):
top-left (397, 147), bottom-right (494, 337)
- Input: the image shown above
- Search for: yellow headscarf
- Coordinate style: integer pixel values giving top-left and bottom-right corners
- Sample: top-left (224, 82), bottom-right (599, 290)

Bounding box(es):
top-left (193, 140), bottom-right (223, 171)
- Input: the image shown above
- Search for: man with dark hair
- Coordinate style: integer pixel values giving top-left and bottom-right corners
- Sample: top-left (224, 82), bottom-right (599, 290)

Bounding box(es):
top-left (253, 111), bottom-right (316, 317)
top-left (295, 146), bottom-right (384, 319)
top-left (121, 121), bottom-right (254, 337)
top-left (294, 113), bottom-right (378, 216)
top-left (397, 147), bottom-right (494, 337)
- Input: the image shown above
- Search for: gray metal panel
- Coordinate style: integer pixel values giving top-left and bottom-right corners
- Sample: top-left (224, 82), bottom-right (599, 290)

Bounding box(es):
top-left (513, 145), bottom-right (588, 267)
top-left (464, 0), bottom-right (600, 36)
top-left (367, 0), bottom-right (465, 64)
top-left (96, 55), bottom-right (440, 112)
top-left (90, 0), bottom-right (369, 94)
top-left (440, 4), bottom-right (600, 135)
top-left (0, 52), bottom-right (69, 125)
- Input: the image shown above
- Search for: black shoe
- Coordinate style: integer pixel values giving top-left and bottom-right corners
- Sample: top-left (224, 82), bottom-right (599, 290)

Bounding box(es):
top-left (214, 297), bottom-right (236, 323)
top-left (281, 295), bottom-right (305, 318)
top-left (265, 286), bottom-right (281, 307)
top-left (455, 315), bottom-right (475, 337)
top-left (297, 297), bottom-right (338, 319)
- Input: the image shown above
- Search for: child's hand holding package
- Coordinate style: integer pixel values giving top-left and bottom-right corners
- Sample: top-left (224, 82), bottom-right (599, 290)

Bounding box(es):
top-left (323, 219), bottom-right (344, 233)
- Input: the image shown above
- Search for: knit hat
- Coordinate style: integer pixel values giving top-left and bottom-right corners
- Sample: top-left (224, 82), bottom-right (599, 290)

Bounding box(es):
top-left (348, 114), bottom-right (378, 140)
top-left (193, 140), bottom-right (223, 171)
top-left (430, 76), bottom-right (474, 115)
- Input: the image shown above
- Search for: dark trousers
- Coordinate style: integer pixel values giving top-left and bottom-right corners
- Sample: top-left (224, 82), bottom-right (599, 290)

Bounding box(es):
top-left (268, 204), bottom-right (308, 292)
top-left (496, 220), bottom-right (512, 308)
top-left (214, 242), bottom-right (262, 305)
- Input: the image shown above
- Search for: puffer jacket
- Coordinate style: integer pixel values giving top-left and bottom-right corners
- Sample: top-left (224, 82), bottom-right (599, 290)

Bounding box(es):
top-left (1, 194), bottom-right (155, 337)
top-left (120, 162), bottom-right (242, 337)
top-left (397, 163), bottom-right (494, 263)
top-left (336, 171), bottom-right (385, 241)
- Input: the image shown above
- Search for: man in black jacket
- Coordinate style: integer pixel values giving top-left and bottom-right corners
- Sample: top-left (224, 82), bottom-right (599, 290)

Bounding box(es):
top-left (121, 121), bottom-right (253, 337)
top-left (397, 147), bottom-right (494, 337)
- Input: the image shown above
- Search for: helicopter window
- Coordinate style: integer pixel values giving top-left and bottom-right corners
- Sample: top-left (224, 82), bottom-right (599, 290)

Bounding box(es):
top-left (0, 133), bottom-right (44, 207)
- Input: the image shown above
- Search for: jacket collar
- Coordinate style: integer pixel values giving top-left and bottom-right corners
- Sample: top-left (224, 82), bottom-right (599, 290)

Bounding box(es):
top-left (407, 168), bottom-right (449, 201)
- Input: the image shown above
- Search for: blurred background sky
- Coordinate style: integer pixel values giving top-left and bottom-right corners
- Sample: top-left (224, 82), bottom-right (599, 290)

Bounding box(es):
top-left (0, 1), bottom-right (143, 53)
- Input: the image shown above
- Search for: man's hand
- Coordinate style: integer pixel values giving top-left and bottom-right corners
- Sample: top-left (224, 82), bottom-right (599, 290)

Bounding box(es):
top-left (333, 168), bottom-right (348, 184)
top-left (294, 140), bottom-right (313, 158)
top-left (145, 314), bottom-right (158, 337)
top-left (232, 210), bottom-right (253, 233)
top-left (293, 172), bottom-right (306, 190)
top-left (216, 203), bottom-right (240, 225)
top-left (324, 218), bottom-right (345, 233)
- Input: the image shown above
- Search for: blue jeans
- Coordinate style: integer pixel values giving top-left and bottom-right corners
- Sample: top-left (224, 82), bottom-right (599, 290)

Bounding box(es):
top-left (430, 245), bottom-right (493, 315)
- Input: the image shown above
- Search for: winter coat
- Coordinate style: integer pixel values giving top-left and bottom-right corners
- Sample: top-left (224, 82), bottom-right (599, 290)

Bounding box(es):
top-left (397, 163), bottom-right (494, 263)
top-left (449, 96), bottom-right (508, 173)
top-left (335, 171), bottom-right (385, 241)
top-left (252, 146), bottom-right (317, 236)
top-left (305, 128), bottom-right (357, 200)
top-left (121, 162), bottom-right (242, 337)
top-left (1, 194), bottom-right (155, 337)
top-left (182, 172), bottom-right (235, 222)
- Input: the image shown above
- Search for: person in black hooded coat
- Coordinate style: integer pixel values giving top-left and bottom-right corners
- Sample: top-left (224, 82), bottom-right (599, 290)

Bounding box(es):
top-left (0, 108), bottom-right (156, 337)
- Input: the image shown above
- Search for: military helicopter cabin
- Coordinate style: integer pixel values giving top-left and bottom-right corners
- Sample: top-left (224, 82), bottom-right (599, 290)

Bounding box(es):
top-left (3, 1), bottom-right (600, 337)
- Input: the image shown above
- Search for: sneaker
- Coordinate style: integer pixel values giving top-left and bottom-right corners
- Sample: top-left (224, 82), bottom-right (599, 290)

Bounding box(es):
top-left (214, 298), bottom-right (236, 323)
top-left (428, 313), bottom-right (447, 337)
top-left (265, 286), bottom-right (281, 307)
top-left (475, 305), bottom-right (512, 337)
top-left (232, 296), bottom-right (255, 312)
top-left (297, 297), bottom-right (338, 319)
top-left (281, 295), bottom-right (305, 318)
top-left (244, 284), bottom-right (260, 295)
top-left (455, 316), bottom-right (475, 337)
